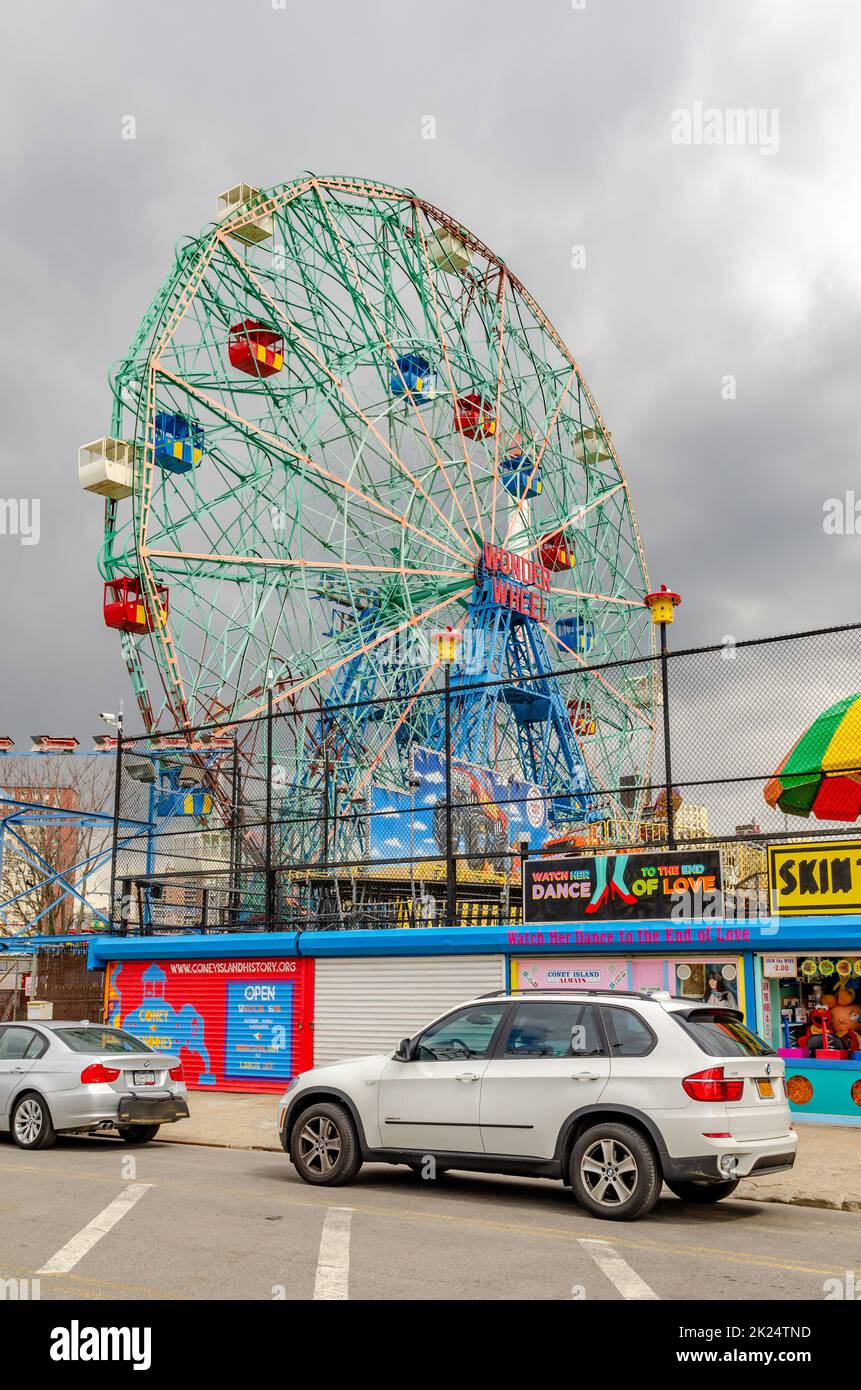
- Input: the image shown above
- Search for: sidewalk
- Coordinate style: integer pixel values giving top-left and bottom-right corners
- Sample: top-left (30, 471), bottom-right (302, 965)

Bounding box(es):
top-left (161, 1092), bottom-right (861, 1212)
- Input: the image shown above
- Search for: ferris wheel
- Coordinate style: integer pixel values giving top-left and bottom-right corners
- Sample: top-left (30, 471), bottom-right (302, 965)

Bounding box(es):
top-left (80, 174), bottom-right (655, 832)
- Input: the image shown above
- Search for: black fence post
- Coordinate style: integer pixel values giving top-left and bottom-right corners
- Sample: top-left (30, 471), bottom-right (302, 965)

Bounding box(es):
top-left (229, 733), bottom-right (240, 930)
top-left (265, 689), bottom-right (275, 930)
top-left (107, 719), bottom-right (123, 934)
top-left (444, 663), bottom-right (456, 928)
top-left (321, 707), bottom-right (330, 870)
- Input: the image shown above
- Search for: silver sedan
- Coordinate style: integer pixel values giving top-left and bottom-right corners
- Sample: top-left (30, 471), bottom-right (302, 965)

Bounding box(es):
top-left (0, 1021), bottom-right (190, 1150)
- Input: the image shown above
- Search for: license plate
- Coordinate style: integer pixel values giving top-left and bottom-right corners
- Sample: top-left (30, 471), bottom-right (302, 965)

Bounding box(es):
top-left (133, 1071), bottom-right (156, 1086)
top-left (756, 1078), bottom-right (775, 1099)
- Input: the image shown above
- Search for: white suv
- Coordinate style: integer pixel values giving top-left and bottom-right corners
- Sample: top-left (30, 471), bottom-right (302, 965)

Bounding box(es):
top-left (278, 990), bottom-right (797, 1220)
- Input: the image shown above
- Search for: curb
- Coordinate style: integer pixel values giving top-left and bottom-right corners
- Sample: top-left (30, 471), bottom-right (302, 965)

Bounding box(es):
top-left (157, 1133), bottom-right (861, 1211)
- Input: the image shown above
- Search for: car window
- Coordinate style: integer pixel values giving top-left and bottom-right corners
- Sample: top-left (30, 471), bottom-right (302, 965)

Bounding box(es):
top-left (502, 1002), bottom-right (605, 1058)
top-left (415, 1004), bottom-right (506, 1061)
top-left (601, 1006), bottom-right (655, 1057)
top-left (0, 1027), bottom-right (46, 1060)
top-left (53, 1027), bottom-right (153, 1054)
top-left (675, 1011), bottom-right (774, 1058)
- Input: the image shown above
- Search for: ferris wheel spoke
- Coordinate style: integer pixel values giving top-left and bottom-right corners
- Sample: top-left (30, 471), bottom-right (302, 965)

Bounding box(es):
top-left (242, 584), bottom-right (474, 721)
top-left (411, 212), bottom-right (486, 545)
top-left (142, 548), bottom-right (465, 584)
top-left (501, 365), bottom-right (578, 549)
top-left (550, 585), bottom-right (645, 609)
top-left (220, 238), bottom-right (477, 563)
top-left (488, 274), bottom-right (508, 545)
top-left (540, 620), bottom-right (655, 730)
top-left (152, 365), bottom-right (470, 568)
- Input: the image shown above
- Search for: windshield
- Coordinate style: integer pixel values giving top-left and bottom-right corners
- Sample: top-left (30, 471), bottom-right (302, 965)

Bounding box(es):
top-left (675, 1011), bottom-right (775, 1057)
top-left (53, 1027), bottom-right (154, 1055)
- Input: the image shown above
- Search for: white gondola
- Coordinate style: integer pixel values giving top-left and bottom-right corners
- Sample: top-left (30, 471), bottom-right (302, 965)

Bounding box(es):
top-left (574, 427), bottom-right (613, 466)
top-left (78, 438), bottom-right (136, 499)
top-left (216, 183), bottom-right (273, 245)
top-left (429, 227), bottom-right (472, 274)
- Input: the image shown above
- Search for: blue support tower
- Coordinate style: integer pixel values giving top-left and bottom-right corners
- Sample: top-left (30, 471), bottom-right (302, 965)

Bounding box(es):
top-left (427, 556), bottom-right (597, 825)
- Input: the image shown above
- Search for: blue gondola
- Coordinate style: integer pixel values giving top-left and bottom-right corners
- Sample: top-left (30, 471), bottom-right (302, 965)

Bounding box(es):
top-left (556, 615), bottom-right (596, 653)
top-left (390, 352), bottom-right (436, 404)
top-left (501, 453), bottom-right (542, 500)
top-left (154, 411), bottom-right (205, 474)
top-left (155, 787), bottom-right (213, 818)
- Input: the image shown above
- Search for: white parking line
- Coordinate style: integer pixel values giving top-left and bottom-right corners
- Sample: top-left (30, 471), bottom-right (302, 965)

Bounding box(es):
top-left (313, 1206), bottom-right (353, 1300)
top-left (578, 1237), bottom-right (659, 1300)
top-left (37, 1183), bottom-right (152, 1276)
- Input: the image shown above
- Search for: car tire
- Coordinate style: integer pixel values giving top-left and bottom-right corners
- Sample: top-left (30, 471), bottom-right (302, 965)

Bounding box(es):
top-left (10, 1092), bottom-right (56, 1151)
top-left (117, 1124), bottom-right (161, 1144)
top-left (665, 1178), bottom-right (740, 1204)
top-left (289, 1102), bottom-right (362, 1186)
top-left (569, 1123), bottom-right (661, 1221)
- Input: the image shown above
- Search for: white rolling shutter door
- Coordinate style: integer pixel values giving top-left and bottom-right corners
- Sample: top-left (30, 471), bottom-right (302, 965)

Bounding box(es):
top-left (313, 954), bottom-right (506, 1065)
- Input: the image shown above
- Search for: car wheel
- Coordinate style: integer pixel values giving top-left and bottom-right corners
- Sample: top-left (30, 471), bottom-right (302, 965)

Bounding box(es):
top-left (569, 1123), bottom-right (661, 1221)
top-left (116, 1124), bottom-right (161, 1144)
top-left (11, 1093), bottom-right (56, 1151)
top-left (665, 1178), bottom-right (740, 1204)
top-left (290, 1102), bottom-right (362, 1186)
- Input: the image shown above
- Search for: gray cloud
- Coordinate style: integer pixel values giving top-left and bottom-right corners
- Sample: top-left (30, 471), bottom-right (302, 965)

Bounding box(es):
top-left (1, 0), bottom-right (859, 747)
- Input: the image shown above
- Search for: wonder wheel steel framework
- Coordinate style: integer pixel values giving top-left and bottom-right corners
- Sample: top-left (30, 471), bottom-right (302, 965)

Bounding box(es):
top-left (91, 173), bottom-right (655, 841)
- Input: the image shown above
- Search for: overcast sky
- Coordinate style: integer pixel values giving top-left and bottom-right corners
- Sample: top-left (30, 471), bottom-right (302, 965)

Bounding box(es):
top-left (1, 0), bottom-right (860, 745)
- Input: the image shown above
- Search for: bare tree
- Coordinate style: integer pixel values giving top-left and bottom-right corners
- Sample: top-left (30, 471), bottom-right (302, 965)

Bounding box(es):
top-left (0, 756), bottom-right (115, 934)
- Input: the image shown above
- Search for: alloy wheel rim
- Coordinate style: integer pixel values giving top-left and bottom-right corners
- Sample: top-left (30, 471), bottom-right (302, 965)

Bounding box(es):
top-left (15, 1099), bottom-right (43, 1145)
top-left (580, 1137), bottom-right (639, 1205)
top-left (298, 1116), bottom-right (342, 1175)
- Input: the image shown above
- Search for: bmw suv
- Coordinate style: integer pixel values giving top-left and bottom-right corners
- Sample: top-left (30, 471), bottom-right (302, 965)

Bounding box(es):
top-left (278, 990), bottom-right (796, 1220)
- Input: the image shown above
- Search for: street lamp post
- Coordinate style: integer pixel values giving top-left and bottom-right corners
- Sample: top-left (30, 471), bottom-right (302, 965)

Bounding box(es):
top-left (435, 626), bottom-right (462, 929)
top-left (643, 585), bottom-right (681, 851)
top-left (99, 708), bottom-right (124, 933)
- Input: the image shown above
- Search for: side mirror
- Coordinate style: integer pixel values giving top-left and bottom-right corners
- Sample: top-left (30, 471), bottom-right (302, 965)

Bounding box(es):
top-left (396, 1037), bottom-right (413, 1061)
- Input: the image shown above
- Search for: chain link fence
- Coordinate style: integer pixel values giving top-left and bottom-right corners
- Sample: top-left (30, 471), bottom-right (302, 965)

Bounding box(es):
top-left (107, 621), bottom-right (861, 933)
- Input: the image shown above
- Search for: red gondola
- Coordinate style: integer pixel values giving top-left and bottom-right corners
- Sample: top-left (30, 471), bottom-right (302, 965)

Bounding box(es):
top-left (454, 392), bottom-right (496, 440)
top-left (540, 530), bottom-right (574, 571)
top-left (567, 699), bottom-right (596, 736)
top-left (103, 577), bottom-right (169, 635)
top-left (228, 319), bottom-right (285, 379)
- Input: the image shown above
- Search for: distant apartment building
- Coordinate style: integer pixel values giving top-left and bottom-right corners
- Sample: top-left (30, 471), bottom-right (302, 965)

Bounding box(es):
top-left (674, 803), bottom-right (709, 840)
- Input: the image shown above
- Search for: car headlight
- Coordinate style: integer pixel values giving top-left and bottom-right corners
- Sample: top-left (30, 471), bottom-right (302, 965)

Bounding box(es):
top-left (285, 1075), bottom-right (301, 1093)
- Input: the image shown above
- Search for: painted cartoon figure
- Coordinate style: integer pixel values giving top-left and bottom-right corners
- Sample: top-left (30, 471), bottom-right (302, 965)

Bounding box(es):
top-left (113, 963), bottom-right (216, 1084)
top-left (798, 991), bottom-right (861, 1054)
top-left (825, 989), bottom-right (861, 1052)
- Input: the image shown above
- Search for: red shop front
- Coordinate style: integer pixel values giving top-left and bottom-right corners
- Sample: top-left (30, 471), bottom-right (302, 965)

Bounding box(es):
top-left (104, 955), bottom-right (314, 1094)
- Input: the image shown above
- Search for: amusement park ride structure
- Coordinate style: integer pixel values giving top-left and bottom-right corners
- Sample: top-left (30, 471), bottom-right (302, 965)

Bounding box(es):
top-left (72, 175), bottom-right (656, 909)
top-left (0, 736), bottom-right (235, 937)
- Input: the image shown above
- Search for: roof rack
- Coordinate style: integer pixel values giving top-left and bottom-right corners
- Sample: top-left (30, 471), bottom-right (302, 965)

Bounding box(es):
top-left (478, 987), bottom-right (676, 1002)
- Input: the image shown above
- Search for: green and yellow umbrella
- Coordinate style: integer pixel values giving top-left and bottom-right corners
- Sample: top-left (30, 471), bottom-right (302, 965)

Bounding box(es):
top-left (765, 694), bottom-right (861, 821)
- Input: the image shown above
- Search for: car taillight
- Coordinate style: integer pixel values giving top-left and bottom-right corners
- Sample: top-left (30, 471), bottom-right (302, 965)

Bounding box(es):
top-left (169, 1063), bottom-right (184, 1081)
top-left (80, 1063), bottom-right (121, 1084)
top-left (682, 1066), bottom-right (744, 1102)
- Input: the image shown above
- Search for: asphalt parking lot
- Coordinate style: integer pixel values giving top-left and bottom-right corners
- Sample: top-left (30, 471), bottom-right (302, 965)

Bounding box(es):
top-left (1, 1133), bottom-right (859, 1301)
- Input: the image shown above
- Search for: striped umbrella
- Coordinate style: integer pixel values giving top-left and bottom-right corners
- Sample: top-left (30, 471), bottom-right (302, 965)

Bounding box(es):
top-left (764, 693), bottom-right (861, 820)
